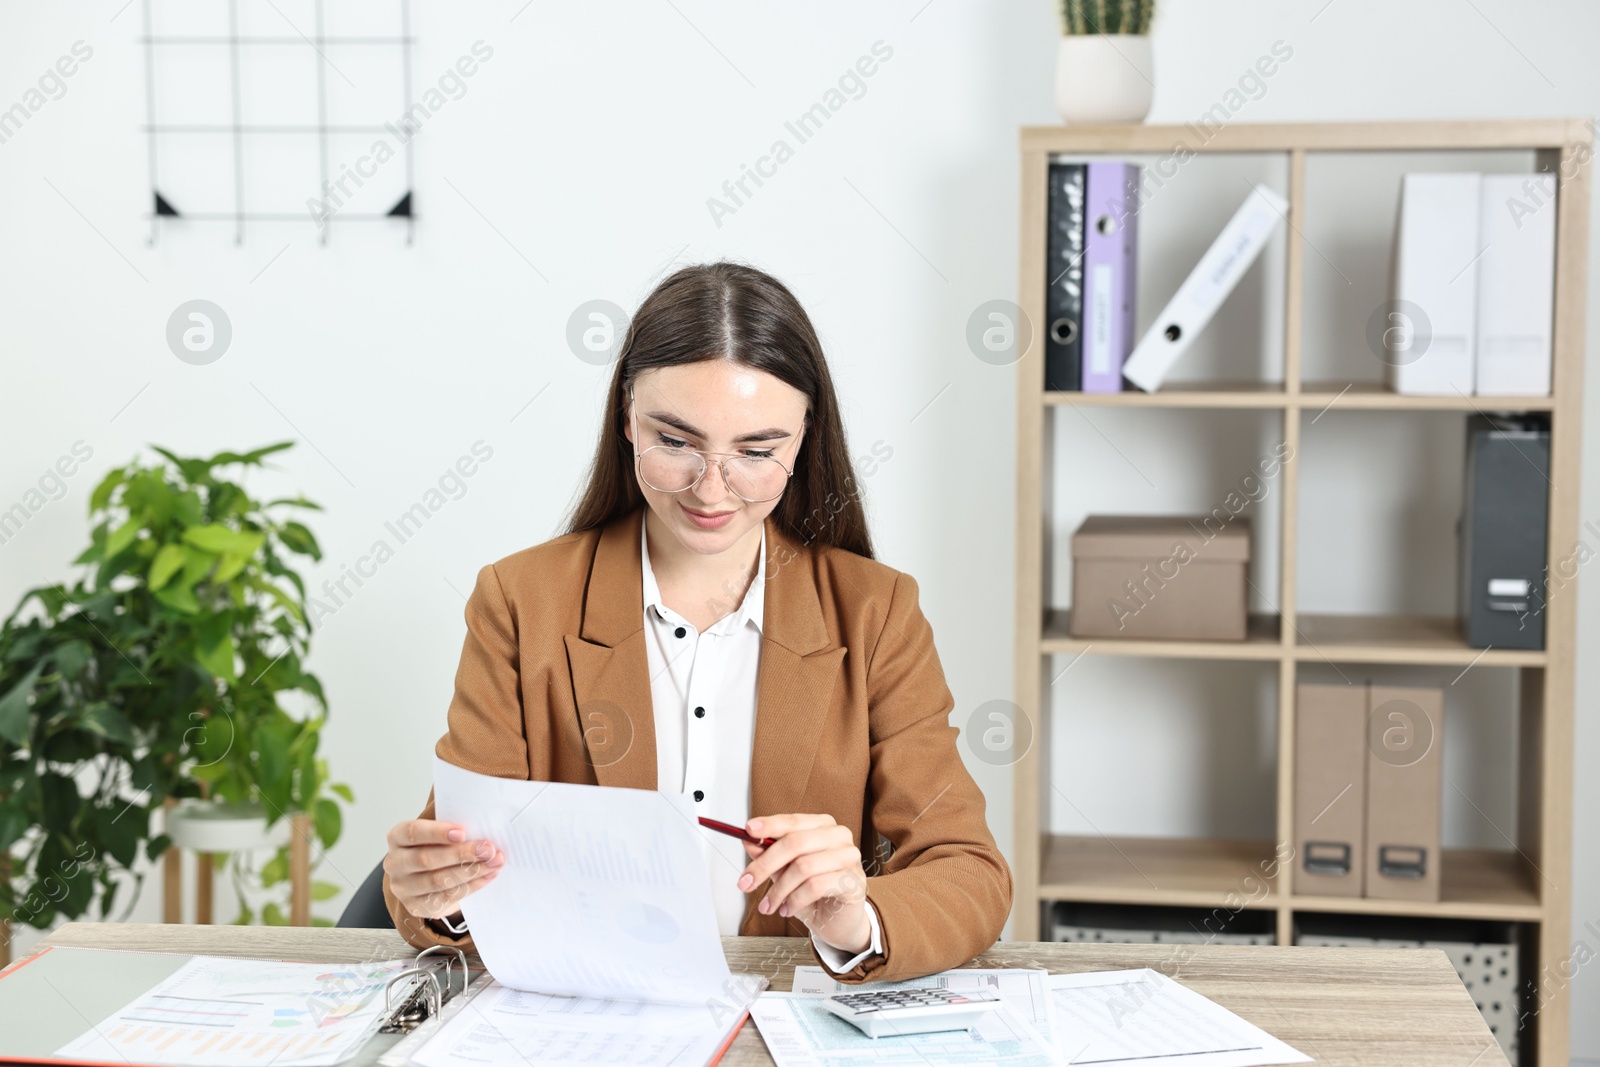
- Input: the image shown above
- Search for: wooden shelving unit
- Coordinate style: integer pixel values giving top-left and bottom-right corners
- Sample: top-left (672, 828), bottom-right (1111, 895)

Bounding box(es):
top-left (1012, 120), bottom-right (1589, 1067)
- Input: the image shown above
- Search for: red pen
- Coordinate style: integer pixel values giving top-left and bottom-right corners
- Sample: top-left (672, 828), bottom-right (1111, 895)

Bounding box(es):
top-left (698, 816), bottom-right (777, 848)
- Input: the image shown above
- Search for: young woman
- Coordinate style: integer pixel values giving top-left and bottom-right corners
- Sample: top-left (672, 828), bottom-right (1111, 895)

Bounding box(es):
top-left (381, 262), bottom-right (1012, 982)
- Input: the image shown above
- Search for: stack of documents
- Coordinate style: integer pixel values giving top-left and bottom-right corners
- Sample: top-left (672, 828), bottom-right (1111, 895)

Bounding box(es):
top-left (750, 965), bottom-right (1308, 1067)
top-left (754, 966), bottom-right (1061, 1066)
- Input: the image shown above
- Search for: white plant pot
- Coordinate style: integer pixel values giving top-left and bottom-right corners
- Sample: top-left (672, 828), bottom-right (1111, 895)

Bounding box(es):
top-left (1055, 35), bottom-right (1154, 124)
top-left (165, 798), bottom-right (291, 853)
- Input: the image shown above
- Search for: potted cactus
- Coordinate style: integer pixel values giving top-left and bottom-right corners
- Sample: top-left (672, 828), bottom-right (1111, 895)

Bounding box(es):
top-left (1056, 0), bottom-right (1158, 124)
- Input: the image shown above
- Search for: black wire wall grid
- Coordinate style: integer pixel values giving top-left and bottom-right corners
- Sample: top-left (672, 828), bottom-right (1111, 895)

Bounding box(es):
top-left (141, 0), bottom-right (416, 245)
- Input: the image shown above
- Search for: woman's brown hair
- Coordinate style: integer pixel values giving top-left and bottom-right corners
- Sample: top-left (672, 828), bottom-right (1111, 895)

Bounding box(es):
top-left (563, 261), bottom-right (874, 560)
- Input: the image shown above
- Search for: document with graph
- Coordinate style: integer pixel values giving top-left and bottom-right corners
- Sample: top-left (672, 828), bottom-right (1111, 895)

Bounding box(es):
top-left (431, 756), bottom-right (733, 1005)
top-left (50, 954), bottom-right (417, 1066)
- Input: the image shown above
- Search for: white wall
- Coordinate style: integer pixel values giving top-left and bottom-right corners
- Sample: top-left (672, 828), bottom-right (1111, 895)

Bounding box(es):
top-left (2, 0), bottom-right (1598, 1055)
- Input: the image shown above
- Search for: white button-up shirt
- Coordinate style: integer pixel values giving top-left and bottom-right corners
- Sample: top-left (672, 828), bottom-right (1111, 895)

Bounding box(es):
top-left (639, 517), bottom-right (881, 973)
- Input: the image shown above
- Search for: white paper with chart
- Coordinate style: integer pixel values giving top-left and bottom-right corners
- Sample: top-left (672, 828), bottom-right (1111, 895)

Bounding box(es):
top-left (399, 977), bottom-right (764, 1067)
top-left (431, 756), bottom-right (732, 1005)
top-left (53, 954), bottom-right (422, 1067)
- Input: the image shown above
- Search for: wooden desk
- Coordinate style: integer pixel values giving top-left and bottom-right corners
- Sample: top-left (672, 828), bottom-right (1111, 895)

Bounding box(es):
top-left (38, 924), bottom-right (1508, 1066)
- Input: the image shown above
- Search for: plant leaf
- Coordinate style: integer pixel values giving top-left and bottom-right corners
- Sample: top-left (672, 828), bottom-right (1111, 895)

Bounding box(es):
top-left (188, 761), bottom-right (229, 783)
top-left (262, 850), bottom-right (289, 887)
top-left (330, 783), bottom-right (354, 803)
top-left (99, 878), bottom-right (120, 920)
top-left (250, 577), bottom-right (304, 624)
top-left (100, 804), bottom-right (146, 866)
top-left (153, 582), bottom-right (201, 615)
top-left (104, 519), bottom-right (142, 559)
top-left (213, 552), bottom-right (249, 584)
top-left (181, 544), bottom-right (216, 585)
top-left (278, 522), bottom-right (322, 561)
top-left (148, 543), bottom-right (187, 591)
top-left (236, 442), bottom-right (296, 464)
top-left (0, 663), bottom-right (44, 745)
top-left (0, 800), bottom-right (27, 851)
top-left (50, 639), bottom-right (93, 680)
top-left (89, 468), bottom-right (125, 513)
top-left (195, 611), bottom-right (236, 681)
top-left (39, 774), bottom-right (80, 832)
top-left (182, 524), bottom-right (265, 558)
top-left (77, 703), bottom-right (136, 746)
top-left (312, 797), bottom-right (342, 850)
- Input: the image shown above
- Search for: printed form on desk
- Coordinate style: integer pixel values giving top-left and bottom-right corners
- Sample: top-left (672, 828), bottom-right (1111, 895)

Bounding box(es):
top-left (752, 965), bottom-right (1309, 1067)
top-left (388, 979), bottom-right (764, 1067)
top-left (1049, 970), bottom-right (1309, 1067)
top-left (754, 966), bottom-right (1060, 1067)
top-left (53, 955), bottom-right (422, 1067)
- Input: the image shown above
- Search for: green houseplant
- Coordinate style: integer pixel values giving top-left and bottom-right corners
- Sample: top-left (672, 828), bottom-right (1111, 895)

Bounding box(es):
top-left (1056, 0), bottom-right (1158, 124)
top-left (0, 442), bottom-right (352, 935)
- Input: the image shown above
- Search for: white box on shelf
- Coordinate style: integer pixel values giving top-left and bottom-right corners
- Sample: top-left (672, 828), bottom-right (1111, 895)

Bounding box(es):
top-left (1386, 172), bottom-right (1481, 396)
top-left (1475, 173), bottom-right (1557, 396)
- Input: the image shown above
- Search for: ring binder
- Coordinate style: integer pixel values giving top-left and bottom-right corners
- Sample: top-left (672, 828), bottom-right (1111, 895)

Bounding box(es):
top-left (379, 945), bottom-right (470, 1034)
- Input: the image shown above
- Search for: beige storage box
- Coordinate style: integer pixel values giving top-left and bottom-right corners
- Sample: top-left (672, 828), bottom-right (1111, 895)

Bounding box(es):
top-left (1294, 683), bottom-right (1368, 898)
top-left (1364, 684), bottom-right (1444, 903)
top-left (1069, 515), bottom-right (1250, 640)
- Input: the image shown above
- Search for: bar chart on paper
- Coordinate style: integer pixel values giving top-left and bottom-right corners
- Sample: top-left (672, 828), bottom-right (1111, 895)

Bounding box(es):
top-left (54, 955), bottom-right (422, 1067)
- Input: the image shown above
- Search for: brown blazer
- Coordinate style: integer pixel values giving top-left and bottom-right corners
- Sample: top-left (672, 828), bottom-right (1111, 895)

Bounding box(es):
top-left (383, 505), bottom-right (1012, 983)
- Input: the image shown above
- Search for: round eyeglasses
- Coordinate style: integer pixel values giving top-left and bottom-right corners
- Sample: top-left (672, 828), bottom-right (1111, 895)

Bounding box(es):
top-left (628, 388), bottom-right (797, 504)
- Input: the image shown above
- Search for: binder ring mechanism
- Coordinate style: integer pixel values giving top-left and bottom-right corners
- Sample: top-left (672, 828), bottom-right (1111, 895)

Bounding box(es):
top-left (381, 945), bottom-right (469, 1033)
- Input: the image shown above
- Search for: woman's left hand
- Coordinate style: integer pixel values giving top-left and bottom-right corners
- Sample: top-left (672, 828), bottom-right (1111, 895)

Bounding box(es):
top-left (736, 813), bottom-right (871, 955)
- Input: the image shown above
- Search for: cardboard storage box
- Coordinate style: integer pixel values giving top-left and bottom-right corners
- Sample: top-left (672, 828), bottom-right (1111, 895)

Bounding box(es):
top-left (1364, 684), bottom-right (1444, 903)
top-left (1069, 515), bottom-right (1250, 640)
top-left (1294, 684), bottom-right (1368, 898)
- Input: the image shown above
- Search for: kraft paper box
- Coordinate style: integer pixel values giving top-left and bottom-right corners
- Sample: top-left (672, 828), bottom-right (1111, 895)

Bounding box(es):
top-left (1295, 683), bottom-right (1367, 898)
top-left (1364, 684), bottom-right (1444, 903)
top-left (1069, 515), bottom-right (1250, 640)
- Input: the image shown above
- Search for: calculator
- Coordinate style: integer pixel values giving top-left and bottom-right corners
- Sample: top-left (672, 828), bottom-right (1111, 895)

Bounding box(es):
top-left (822, 986), bottom-right (1002, 1039)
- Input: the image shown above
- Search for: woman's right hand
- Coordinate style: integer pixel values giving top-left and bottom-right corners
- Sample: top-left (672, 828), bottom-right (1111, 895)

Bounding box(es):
top-left (384, 819), bottom-right (505, 920)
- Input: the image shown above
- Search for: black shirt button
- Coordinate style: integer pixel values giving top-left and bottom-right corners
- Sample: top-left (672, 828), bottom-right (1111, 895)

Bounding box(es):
top-left (694, 706), bottom-right (706, 718)
top-left (693, 790), bottom-right (704, 802)
top-left (674, 626), bottom-right (687, 638)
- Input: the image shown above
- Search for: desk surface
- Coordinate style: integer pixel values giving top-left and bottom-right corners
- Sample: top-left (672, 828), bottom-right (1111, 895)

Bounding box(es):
top-left (38, 923), bottom-right (1507, 1067)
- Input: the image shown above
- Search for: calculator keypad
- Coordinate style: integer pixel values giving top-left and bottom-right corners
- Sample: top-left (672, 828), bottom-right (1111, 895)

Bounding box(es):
top-left (833, 989), bottom-right (979, 1013)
